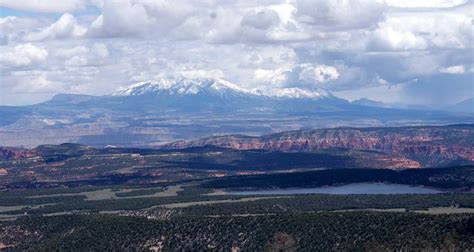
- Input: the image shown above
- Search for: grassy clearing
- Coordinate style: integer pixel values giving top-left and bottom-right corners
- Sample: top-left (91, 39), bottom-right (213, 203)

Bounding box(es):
top-left (161, 196), bottom-right (293, 208)
top-left (27, 184), bottom-right (184, 201)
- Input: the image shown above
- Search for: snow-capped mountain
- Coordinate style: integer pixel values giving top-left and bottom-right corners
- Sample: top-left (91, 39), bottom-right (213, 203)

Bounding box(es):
top-left (113, 77), bottom-right (335, 100)
top-left (39, 77), bottom-right (352, 115)
top-left (113, 78), bottom-right (258, 97)
top-left (1, 77), bottom-right (468, 148)
top-left (102, 77), bottom-right (349, 113)
top-left (266, 87), bottom-right (333, 99)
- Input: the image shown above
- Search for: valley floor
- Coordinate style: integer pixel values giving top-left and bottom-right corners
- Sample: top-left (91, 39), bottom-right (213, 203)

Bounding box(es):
top-left (0, 178), bottom-right (473, 250)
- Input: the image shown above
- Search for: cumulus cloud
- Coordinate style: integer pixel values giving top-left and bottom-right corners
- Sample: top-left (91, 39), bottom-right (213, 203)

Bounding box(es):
top-left (0, 16), bottom-right (52, 44)
top-left (368, 27), bottom-right (427, 51)
top-left (0, 0), bottom-right (473, 105)
top-left (366, 4), bottom-right (473, 51)
top-left (0, 0), bottom-right (85, 13)
top-left (241, 9), bottom-right (280, 30)
top-left (254, 63), bottom-right (340, 89)
top-left (92, 43), bottom-right (109, 58)
top-left (85, 1), bottom-right (309, 44)
top-left (176, 69), bottom-right (225, 80)
top-left (0, 70), bottom-right (73, 105)
top-left (86, 0), bottom-right (192, 38)
top-left (385, 0), bottom-right (468, 8)
top-left (211, 8), bottom-right (293, 44)
top-left (294, 0), bottom-right (386, 30)
top-left (0, 43), bottom-right (48, 67)
top-left (300, 64), bottom-right (339, 83)
top-left (65, 55), bottom-right (88, 66)
top-left (52, 43), bottom-right (109, 67)
top-left (254, 68), bottom-right (289, 87)
top-left (439, 65), bottom-right (465, 74)
top-left (23, 13), bottom-right (86, 41)
top-left (11, 72), bottom-right (53, 93)
top-left (54, 46), bottom-right (90, 58)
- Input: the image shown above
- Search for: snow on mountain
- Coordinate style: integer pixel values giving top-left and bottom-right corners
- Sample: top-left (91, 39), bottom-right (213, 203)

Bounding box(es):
top-left (113, 77), bottom-right (334, 100)
top-left (266, 87), bottom-right (333, 99)
top-left (114, 77), bottom-right (258, 97)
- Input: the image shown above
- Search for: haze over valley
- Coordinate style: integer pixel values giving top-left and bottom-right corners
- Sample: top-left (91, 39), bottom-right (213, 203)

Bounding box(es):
top-left (1, 77), bottom-right (472, 148)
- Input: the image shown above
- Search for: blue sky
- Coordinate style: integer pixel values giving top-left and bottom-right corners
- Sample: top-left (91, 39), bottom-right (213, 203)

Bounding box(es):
top-left (1, 7), bottom-right (32, 16)
top-left (0, 0), bottom-right (472, 106)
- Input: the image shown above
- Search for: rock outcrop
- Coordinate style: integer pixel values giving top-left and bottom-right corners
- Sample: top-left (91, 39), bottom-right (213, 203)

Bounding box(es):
top-left (162, 125), bottom-right (474, 167)
top-left (0, 147), bottom-right (36, 160)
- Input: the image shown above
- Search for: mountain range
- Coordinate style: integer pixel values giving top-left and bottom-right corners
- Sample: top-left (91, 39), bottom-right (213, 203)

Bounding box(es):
top-left (351, 97), bottom-right (474, 112)
top-left (59, 77), bottom-right (349, 114)
top-left (0, 77), bottom-right (472, 148)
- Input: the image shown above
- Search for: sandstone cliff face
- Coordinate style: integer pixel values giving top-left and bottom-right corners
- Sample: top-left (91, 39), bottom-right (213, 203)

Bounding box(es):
top-left (0, 147), bottom-right (36, 160)
top-left (163, 125), bottom-right (474, 167)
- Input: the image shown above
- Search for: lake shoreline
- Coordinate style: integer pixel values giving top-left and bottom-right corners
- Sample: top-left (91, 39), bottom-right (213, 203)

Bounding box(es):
top-left (224, 182), bottom-right (445, 195)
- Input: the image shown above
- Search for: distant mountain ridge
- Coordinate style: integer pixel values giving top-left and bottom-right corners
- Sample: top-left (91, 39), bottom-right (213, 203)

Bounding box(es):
top-left (41, 77), bottom-right (346, 114)
top-left (112, 77), bottom-right (335, 99)
top-left (451, 97), bottom-right (474, 113)
top-left (0, 77), bottom-right (472, 148)
top-left (113, 78), bottom-right (257, 97)
top-left (350, 97), bottom-right (474, 114)
top-left (162, 124), bottom-right (474, 167)
top-left (351, 98), bottom-right (391, 108)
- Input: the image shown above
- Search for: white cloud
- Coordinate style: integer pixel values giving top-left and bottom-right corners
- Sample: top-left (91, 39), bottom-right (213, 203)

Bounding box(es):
top-left (54, 46), bottom-right (90, 58)
top-left (177, 69), bottom-right (225, 79)
top-left (23, 13), bottom-right (86, 41)
top-left (254, 68), bottom-right (289, 87)
top-left (92, 43), bottom-right (109, 58)
top-left (65, 55), bottom-right (88, 66)
top-left (368, 26), bottom-right (427, 51)
top-left (0, 0), bottom-right (85, 13)
top-left (83, 1), bottom-right (311, 44)
top-left (21, 73), bottom-right (52, 92)
top-left (6, 70), bottom-right (60, 94)
top-left (0, 43), bottom-right (48, 67)
top-left (300, 64), bottom-right (339, 83)
top-left (86, 0), bottom-right (192, 38)
top-left (439, 65), bottom-right (465, 74)
top-left (0, 0), bottom-right (473, 105)
top-left (294, 0), bottom-right (386, 29)
top-left (374, 75), bottom-right (390, 86)
top-left (241, 9), bottom-right (280, 30)
top-left (366, 5), bottom-right (473, 52)
top-left (385, 0), bottom-right (468, 8)
top-left (0, 16), bottom-right (51, 44)
top-left (254, 63), bottom-right (339, 89)
top-left (53, 44), bottom-right (109, 64)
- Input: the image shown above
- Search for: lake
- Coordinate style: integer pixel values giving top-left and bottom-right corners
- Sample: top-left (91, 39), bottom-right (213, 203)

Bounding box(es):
top-left (228, 183), bottom-right (442, 195)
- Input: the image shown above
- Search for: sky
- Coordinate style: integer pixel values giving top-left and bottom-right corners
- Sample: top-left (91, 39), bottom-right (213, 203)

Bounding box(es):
top-left (0, 0), bottom-right (473, 106)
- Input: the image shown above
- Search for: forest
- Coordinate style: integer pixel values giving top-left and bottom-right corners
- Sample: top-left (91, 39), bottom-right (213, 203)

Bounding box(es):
top-left (203, 166), bottom-right (474, 190)
top-left (1, 212), bottom-right (473, 251)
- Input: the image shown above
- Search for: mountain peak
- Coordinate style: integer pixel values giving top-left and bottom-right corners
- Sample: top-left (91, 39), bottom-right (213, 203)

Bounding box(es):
top-left (352, 98), bottom-right (389, 108)
top-left (113, 77), bottom-right (256, 97)
top-left (266, 87), bottom-right (333, 99)
top-left (113, 77), bottom-right (334, 100)
top-left (451, 97), bottom-right (474, 113)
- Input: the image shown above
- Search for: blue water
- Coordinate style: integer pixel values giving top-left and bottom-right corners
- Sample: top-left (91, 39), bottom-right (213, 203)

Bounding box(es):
top-left (228, 183), bottom-right (442, 195)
